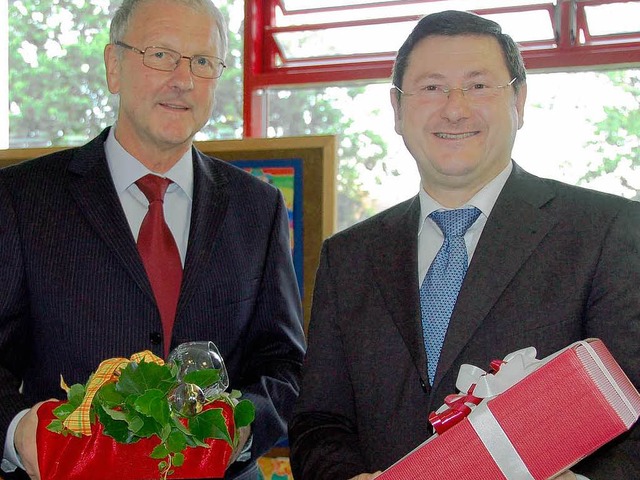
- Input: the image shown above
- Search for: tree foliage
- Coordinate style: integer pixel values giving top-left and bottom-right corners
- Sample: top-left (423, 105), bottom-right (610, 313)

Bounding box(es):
top-left (8, 0), bottom-right (392, 229)
top-left (9, 0), bottom-right (117, 146)
top-left (583, 71), bottom-right (640, 200)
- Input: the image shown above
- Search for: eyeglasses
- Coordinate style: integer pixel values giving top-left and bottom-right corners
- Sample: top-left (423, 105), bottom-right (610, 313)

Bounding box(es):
top-left (114, 41), bottom-right (226, 79)
top-left (394, 77), bottom-right (517, 101)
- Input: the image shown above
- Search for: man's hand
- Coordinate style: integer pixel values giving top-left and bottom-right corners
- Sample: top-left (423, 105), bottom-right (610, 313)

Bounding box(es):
top-left (348, 472), bottom-right (382, 480)
top-left (14, 400), bottom-right (52, 480)
top-left (554, 471), bottom-right (577, 480)
top-left (226, 425), bottom-right (251, 467)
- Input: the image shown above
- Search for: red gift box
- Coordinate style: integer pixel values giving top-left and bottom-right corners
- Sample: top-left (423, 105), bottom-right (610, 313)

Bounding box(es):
top-left (379, 338), bottom-right (640, 480)
top-left (37, 399), bottom-right (234, 480)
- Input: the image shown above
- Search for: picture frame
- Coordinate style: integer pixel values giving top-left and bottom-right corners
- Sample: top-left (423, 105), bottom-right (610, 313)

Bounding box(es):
top-left (0, 135), bottom-right (337, 332)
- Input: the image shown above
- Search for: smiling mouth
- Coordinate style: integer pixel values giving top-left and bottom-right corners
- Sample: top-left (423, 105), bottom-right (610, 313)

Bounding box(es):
top-left (435, 132), bottom-right (477, 140)
top-left (160, 102), bottom-right (189, 111)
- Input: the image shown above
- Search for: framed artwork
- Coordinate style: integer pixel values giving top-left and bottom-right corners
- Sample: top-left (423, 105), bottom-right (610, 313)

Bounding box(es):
top-left (0, 135), bottom-right (337, 332)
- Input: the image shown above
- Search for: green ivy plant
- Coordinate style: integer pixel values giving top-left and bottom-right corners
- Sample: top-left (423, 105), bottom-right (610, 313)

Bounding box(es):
top-left (47, 359), bottom-right (255, 479)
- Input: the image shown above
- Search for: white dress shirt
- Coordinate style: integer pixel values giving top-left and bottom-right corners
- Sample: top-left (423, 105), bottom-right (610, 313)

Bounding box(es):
top-left (417, 162), bottom-right (512, 286)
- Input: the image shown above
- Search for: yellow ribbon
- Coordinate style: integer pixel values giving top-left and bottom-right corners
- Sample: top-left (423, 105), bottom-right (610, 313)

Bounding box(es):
top-left (62, 350), bottom-right (164, 435)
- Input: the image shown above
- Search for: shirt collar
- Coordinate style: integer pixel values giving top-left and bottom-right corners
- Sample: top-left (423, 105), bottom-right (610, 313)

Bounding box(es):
top-left (418, 161), bottom-right (513, 236)
top-left (105, 126), bottom-right (194, 199)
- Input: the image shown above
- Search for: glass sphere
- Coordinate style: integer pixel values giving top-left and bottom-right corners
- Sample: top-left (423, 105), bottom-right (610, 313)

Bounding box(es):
top-left (168, 382), bottom-right (206, 417)
top-left (168, 341), bottom-right (230, 398)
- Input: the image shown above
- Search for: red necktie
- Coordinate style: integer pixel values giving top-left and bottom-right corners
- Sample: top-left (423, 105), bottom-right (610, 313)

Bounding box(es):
top-left (136, 174), bottom-right (183, 357)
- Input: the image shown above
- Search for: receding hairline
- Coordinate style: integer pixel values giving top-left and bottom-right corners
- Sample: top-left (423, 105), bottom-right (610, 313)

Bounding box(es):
top-left (109, 0), bottom-right (229, 59)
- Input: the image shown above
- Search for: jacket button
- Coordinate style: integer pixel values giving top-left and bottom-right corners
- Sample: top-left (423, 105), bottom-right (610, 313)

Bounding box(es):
top-left (150, 332), bottom-right (162, 345)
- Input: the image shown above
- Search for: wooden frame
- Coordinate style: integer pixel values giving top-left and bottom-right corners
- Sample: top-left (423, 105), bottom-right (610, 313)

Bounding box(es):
top-left (0, 135), bottom-right (337, 332)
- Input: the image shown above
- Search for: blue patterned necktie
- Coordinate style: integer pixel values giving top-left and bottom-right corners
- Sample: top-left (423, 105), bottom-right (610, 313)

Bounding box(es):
top-left (420, 207), bottom-right (481, 385)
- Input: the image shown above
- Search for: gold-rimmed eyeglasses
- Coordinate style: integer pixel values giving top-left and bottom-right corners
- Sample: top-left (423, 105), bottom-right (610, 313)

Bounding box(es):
top-left (114, 41), bottom-right (226, 79)
top-left (394, 77), bottom-right (517, 102)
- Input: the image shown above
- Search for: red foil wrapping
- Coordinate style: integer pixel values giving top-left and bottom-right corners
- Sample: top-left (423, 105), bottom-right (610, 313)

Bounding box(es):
top-left (37, 400), bottom-right (234, 480)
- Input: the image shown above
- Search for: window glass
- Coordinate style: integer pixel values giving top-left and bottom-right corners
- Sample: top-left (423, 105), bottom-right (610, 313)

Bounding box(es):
top-left (585, 3), bottom-right (640, 36)
top-left (274, 1), bottom-right (556, 63)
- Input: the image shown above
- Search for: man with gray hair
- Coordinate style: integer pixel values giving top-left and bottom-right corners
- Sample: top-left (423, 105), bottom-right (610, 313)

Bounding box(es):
top-left (0, 1), bottom-right (305, 478)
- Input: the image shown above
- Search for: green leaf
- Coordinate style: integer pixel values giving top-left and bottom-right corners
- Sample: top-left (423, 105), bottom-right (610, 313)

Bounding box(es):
top-left (116, 361), bottom-right (176, 396)
top-left (166, 430), bottom-right (188, 454)
top-left (46, 419), bottom-right (64, 434)
top-left (151, 443), bottom-right (170, 459)
top-left (134, 389), bottom-right (171, 425)
top-left (188, 408), bottom-right (232, 445)
top-left (161, 423), bottom-right (172, 441)
top-left (233, 399), bottom-right (256, 428)
top-left (171, 417), bottom-right (191, 435)
top-left (124, 411), bottom-right (145, 434)
top-left (101, 405), bottom-right (128, 423)
top-left (131, 413), bottom-right (163, 439)
top-left (183, 369), bottom-right (220, 389)
top-left (94, 382), bottom-right (125, 408)
top-left (95, 404), bottom-right (135, 444)
top-left (52, 402), bottom-right (77, 421)
top-left (172, 452), bottom-right (185, 467)
top-left (66, 383), bottom-right (86, 407)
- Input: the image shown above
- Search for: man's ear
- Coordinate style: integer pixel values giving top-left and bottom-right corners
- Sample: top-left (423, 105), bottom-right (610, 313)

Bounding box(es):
top-left (104, 43), bottom-right (121, 94)
top-left (390, 87), bottom-right (403, 135)
top-left (516, 82), bottom-right (527, 130)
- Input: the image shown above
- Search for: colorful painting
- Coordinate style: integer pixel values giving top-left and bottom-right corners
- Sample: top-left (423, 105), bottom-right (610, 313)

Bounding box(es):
top-left (230, 159), bottom-right (304, 295)
top-left (257, 457), bottom-right (294, 480)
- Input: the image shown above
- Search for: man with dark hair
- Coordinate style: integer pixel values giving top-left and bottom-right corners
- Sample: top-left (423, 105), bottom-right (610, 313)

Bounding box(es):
top-left (0, 1), bottom-right (305, 479)
top-left (289, 10), bottom-right (639, 480)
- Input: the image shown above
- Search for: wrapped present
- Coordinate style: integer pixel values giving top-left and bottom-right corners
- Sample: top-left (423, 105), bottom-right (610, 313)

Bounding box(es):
top-left (378, 338), bottom-right (640, 480)
top-left (37, 345), bottom-right (255, 480)
top-left (37, 399), bottom-right (233, 480)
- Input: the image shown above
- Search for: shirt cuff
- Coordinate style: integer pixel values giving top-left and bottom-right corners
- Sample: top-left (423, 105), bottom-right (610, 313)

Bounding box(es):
top-left (236, 433), bottom-right (253, 462)
top-left (2, 409), bottom-right (28, 473)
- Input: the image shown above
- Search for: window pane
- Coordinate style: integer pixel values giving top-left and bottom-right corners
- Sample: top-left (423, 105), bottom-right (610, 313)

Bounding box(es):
top-left (266, 69), bottom-right (639, 231)
top-left (275, 8), bottom-right (553, 61)
top-left (275, 1), bottom-right (556, 62)
top-left (278, 0), bottom-right (548, 21)
top-left (585, 3), bottom-right (640, 36)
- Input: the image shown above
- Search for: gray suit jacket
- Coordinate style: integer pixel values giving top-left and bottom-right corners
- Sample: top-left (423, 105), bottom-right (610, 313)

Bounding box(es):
top-left (289, 163), bottom-right (640, 480)
top-left (0, 128), bottom-right (306, 479)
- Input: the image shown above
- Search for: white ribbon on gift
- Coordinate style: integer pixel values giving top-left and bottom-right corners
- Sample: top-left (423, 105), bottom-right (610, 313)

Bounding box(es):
top-left (456, 346), bottom-right (542, 398)
top-left (437, 346), bottom-right (546, 480)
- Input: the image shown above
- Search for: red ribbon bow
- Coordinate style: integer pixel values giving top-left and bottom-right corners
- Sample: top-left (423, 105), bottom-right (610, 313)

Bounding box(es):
top-left (428, 359), bottom-right (506, 435)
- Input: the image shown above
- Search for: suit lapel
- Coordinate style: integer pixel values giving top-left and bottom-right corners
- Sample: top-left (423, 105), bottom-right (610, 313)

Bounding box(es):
top-left (369, 197), bottom-right (429, 383)
top-left (67, 129), bottom-right (153, 300)
top-left (434, 164), bottom-right (559, 390)
top-left (178, 149), bottom-right (229, 314)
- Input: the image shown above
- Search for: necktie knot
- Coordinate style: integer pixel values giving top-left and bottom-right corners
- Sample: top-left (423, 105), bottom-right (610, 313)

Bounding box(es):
top-left (136, 174), bottom-right (171, 204)
top-left (430, 207), bottom-right (481, 237)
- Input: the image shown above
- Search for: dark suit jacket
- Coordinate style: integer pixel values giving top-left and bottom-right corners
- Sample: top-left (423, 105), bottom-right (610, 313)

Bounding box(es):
top-left (289, 163), bottom-right (640, 480)
top-left (0, 128), bottom-right (305, 480)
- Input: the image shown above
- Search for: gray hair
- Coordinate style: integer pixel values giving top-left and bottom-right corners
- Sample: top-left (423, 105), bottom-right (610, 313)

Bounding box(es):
top-left (109, 0), bottom-right (228, 60)
top-left (392, 10), bottom-right (526, 98)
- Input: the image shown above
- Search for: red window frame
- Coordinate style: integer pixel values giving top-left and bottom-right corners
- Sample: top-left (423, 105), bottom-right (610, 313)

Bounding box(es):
top-left (243, 0), bottom-right (640, 137)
